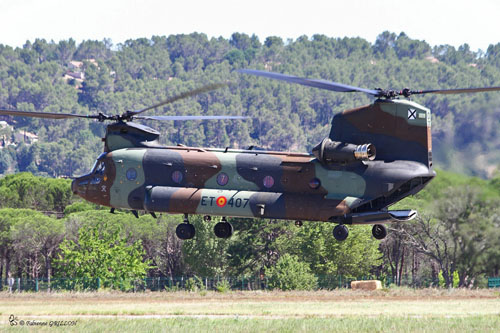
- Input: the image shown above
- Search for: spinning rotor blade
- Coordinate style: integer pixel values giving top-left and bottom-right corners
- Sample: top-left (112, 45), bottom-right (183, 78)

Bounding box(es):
top-left (1, 82), bottom-right (235, 123)
top-left (0, 108), bottom-right (96, 120)
top-left (239, 69), bottom-right (380, 96)
top-left (130, 82), bottom-right (231, 116)
top-left (135, 115), bottom-right (249, 121)
top-left (240, 69), bottom-right (500, 99)
top-left (409, 86), bottom-right (500, 96)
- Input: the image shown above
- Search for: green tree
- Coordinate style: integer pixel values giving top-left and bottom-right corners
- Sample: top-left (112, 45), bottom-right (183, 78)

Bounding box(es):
top-left (404, 186), bottom-right (499, 287)
top-left (11, 210), bottom-right (63, 282)
top-left (227, 218), bottom-right (296, 276)
top-left (182, 216), bottom-right (231, 277)
top-left (266, 254), bottom-right (317, 290)
top-left (55, 222), bottom-right (151, 290)
top-left (295, 223), bottom-right (381, 278)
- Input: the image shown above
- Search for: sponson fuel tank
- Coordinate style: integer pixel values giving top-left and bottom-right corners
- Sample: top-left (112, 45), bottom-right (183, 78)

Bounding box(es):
top-left (143, 186), bottom-right (350, 222)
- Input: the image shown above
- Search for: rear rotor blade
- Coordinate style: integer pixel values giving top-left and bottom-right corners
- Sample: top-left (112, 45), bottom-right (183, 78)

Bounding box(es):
top-left (239, 69), bottom-right (381, 96)
top-left (135, 115), bottom-right (249, 121)
top-left (411, 86), bottom-right (500, 96)
top-left (130, 82), bottom-right (230, 117)
top-left (0, 108), bottom-right (96, 120)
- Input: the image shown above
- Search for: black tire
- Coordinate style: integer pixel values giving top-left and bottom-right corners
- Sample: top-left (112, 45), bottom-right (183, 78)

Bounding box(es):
top-left (333, 224), bottom-right (349, 241)
top-left (214, 222), bottom-right (233, 238)
top-left (176, 223), bottom-right (195, 240)
top-left (372, 224), bottom-right (387, 240)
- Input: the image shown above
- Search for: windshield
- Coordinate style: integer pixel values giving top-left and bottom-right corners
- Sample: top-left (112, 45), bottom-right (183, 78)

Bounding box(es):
top-left (90, 152), bottom-right (108, 174)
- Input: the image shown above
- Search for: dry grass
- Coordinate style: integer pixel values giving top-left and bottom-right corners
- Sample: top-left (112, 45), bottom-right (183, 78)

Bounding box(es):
top-left (0, 288), bottom-right (499, 317)
top-left (0, 288), bottom-right (499, 332)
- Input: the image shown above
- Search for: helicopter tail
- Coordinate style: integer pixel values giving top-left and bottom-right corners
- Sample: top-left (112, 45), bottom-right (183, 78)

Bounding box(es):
top-left (328, 99), bottom-right (432, 167)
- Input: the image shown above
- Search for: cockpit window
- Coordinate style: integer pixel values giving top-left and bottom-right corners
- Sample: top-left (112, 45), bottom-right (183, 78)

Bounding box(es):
top-left (90, 153), bottom-right (108, 175)
top-left (95, 162), bottom-right (105, 175)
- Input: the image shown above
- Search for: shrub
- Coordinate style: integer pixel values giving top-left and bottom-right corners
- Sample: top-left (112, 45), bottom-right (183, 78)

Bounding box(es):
top-left (266, 254), bottom-right (318, 291)
top-left (215, 279), bottom-right (231, 293)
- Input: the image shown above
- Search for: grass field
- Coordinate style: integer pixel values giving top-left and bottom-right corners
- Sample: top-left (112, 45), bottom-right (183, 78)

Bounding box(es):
top-left (1, 288), bottom-right (499, 332)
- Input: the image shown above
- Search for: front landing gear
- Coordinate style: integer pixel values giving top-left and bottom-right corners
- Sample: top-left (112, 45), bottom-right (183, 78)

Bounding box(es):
top-left (372, 224), bottom-right (387, 240)
top-left (333, 224), bottom-right (349, 241)
top-left (176, 214), bottom-right (195, 240)
top-left (214, 217), bottom-right (233, 239)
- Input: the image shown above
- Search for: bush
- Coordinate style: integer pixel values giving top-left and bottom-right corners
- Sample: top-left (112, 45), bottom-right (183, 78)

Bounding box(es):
top-left (266, 254), bottom-right (318, 291)
top-left (215, 279), bottom-right (231, 293)
top-left (438, 270), bottom-right (460, 288)
top-left (185, 276), bottom-right (204, 292)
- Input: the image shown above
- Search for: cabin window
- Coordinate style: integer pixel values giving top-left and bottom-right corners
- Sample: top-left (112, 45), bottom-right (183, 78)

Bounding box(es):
top-left (263, 175), bottom-right (274, 188)
top-left (217, 172), bottom-right (229, 186)
top-left (126, 168), bottom-right (137, 181)
top-left (172, 170), bottom-right (183, 184)
top-left (309, 178), bottom-right (321, 189)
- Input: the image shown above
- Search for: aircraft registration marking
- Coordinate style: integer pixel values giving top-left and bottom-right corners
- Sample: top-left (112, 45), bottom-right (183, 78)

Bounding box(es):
top-left (200, 195), bottom-right (249, 208)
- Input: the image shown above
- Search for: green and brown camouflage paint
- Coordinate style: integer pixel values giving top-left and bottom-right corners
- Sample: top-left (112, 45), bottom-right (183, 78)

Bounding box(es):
top-left (72, 99), bottom-right (435, 223)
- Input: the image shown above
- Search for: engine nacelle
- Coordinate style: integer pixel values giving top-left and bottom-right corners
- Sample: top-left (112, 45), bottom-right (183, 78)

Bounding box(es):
top-left (312, 138), bottom-right (376, 164)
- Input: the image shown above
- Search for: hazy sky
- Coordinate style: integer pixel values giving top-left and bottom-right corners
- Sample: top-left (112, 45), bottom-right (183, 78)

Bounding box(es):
top-left (1, 0), bottom-right (499, 51)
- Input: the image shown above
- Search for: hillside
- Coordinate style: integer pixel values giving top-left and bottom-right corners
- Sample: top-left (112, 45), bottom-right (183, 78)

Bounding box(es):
top-left (1, 32), bottom-right (500, 177)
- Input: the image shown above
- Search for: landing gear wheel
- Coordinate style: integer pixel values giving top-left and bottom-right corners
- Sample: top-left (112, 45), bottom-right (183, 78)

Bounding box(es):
top-left (176, 223), bottom-right (195, 240)
top-left (333, 224), bottom-right (349, 241)
top-left (214, 222), bottom-right (233, 238)
top-left (203, 215), bottom-right (212, 222)
top-left (372, 224), bottom-right (387, 240)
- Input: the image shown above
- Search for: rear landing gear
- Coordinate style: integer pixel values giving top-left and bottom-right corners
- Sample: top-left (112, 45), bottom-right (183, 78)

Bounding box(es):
top-left (333, 224), bottom-right (349, 241)
top-left (176, 214), bottom-right (195, 240)
top-left (214, 217), bottom-right (233, 238)
top-left (372, 224), bottom-right (387, 240)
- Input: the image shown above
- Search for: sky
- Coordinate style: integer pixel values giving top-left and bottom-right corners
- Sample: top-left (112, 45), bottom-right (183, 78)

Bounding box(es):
top-left (1, 0), bottom-right (499, 51)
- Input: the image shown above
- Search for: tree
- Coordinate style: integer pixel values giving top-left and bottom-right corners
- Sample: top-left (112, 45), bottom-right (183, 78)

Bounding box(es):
top-left (0, 173), bottom-right (73, 212)
top-left (55, 222), bottom-right (151, 290)
top-left (182, 216), bottom-right (231, 277)
top-left (0, 209), bottom-right (17, 280)
top-left (10, 210), bottom-right (63, 283)
top-left (266, 254), bottom-right (317, 290)
top-left (403, 186), bottom-right (498, 287)
top-left (295, 223), bottom-right (381, 278)
top-left (227, 218), bottom-right (296, 276)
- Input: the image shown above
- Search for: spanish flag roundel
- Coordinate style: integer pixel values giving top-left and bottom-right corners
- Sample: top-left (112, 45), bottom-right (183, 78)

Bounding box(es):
top-left (216, 196), bottom-right (227, 207)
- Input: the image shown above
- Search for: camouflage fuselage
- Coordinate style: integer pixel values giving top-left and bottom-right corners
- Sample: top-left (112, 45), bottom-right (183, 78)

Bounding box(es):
top-left (72, 98), bottom-right (435, 222)
top-left (73, 146), bottom-right (431, 222)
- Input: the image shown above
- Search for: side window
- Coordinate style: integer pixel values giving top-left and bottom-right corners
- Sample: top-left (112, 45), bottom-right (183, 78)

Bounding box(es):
top-left (126, 168), bottom-right (137, 181)
top-left (172, 170), bottom-right (183, 184)
top-left (263, 175), bottom-right (274, 188)
top-left (217, 172), bottom-right (229, 186)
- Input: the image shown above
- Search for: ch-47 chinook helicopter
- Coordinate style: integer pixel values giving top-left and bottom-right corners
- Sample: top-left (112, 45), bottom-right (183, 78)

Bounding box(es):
top-left (1, 71), bottom-right (500, 242)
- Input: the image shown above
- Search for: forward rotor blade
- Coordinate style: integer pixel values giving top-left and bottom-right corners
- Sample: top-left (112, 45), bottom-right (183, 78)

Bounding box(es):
top-left (134, 115), bottom-right (249, 121)
top-left (411, 86), bottom-right (500, 95)
top-left (131, 82), bottom-right (230, 116)
top-left (239, 69), bottom-right (380, 96)
top-left (0, 108), bottom-right (95, 120)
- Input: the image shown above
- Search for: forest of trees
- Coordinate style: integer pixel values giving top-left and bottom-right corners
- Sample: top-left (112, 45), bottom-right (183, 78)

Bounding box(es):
top-left (0, 32), bottom-right (500, 177)
top-left (0, 170), bottom-right (499, 290)
top-left (0, 32), bottom-right (500, 290)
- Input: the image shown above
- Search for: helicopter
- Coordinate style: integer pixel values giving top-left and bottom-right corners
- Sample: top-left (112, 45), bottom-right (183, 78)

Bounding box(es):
top-left (1, 70), bottom-right (500, 242)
